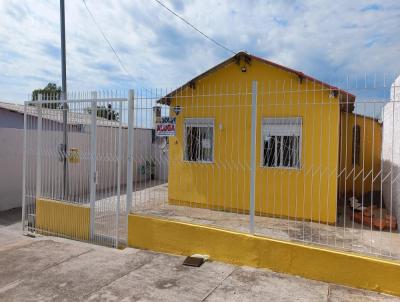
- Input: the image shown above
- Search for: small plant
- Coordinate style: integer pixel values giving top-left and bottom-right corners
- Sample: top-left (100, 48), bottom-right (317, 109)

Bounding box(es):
top-left (140, 160), bottom-right (156, 180)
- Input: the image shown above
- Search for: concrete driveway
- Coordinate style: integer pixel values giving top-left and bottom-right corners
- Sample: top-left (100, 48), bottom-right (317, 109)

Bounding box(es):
top-left (0, 208), bottom-right (399, 302)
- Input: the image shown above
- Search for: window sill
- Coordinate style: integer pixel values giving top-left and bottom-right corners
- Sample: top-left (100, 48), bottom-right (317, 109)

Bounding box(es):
top-left (259, 165), bottom-right (302, 171)
top-left (182, 160), bottom-right (214, 165)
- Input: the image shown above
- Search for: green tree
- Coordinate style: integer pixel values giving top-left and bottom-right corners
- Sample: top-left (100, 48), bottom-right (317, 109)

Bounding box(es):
top-left (31, 83), bottom-right (62, 109)
top-left (85, 104), bottom-right (119, 121)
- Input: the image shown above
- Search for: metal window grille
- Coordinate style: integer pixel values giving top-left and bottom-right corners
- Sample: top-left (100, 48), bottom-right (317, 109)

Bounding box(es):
top-left (262, 117), bottom-right (302, 168)
top-left (184, 118), bottom-right (214, 162)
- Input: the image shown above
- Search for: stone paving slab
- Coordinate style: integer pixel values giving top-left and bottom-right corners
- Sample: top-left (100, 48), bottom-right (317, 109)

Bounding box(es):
top-left (0, 246), bottom-right (153, 302)
top-left (0, 240), bottom-right (92, 290)
top-left (204, 266), bottom-right (400, 302)
top-left (84, 252), bottom-right (236, 302)
top-left (328, 285), bottom-right (400, 302)
top-left (204, 266), bottom-right (329, 302)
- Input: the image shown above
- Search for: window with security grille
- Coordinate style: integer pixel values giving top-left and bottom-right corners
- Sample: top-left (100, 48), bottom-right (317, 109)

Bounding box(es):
top-left (184, 118), bottom-right (214, 162)
top-left (262, 117), bottom-right (302, 168)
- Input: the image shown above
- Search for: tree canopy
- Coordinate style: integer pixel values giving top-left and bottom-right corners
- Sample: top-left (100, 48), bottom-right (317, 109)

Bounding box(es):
top-left (31, 84), bottom-right (119, 121)
top-left (85, 104), bottom-right (119, 121)
top-left (31, 83), bottom-right (62, 109)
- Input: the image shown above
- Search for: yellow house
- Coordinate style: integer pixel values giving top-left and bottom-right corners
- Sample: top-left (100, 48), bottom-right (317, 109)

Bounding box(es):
top-left (159, 52), bottom-right (381, 224)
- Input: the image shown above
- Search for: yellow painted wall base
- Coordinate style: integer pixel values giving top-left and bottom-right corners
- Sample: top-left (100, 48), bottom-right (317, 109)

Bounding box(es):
top-left (36, 198), bottom-right (90, 241)
top-left (128, 214), bottom-right (400, 297)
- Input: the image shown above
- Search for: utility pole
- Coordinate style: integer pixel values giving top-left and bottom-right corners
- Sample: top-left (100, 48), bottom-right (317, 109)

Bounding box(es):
top-left (60, 0), bottom-right (68, 198)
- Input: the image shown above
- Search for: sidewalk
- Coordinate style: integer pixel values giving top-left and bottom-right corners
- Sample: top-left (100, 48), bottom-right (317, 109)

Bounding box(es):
top-left (0, 209), bottom-right (398, 301)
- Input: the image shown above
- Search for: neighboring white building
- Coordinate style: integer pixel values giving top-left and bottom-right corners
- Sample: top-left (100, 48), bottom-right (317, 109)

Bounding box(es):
top-left (0, 101), bottom-right (168, 211)
top-left (382, 75), bottom-right (400, 226)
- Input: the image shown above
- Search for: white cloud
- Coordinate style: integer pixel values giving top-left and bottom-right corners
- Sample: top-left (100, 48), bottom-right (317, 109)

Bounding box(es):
top-left (0, 0), bottom-right (399, 102)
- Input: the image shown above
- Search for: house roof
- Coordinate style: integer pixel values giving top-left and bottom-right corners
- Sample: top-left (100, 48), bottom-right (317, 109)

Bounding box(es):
top-left (158, 51), bottom-right (356, 111)
top-left (348, 111), bottom-right (382, 124)
top-left (0, 101), bottom-right (124, 128)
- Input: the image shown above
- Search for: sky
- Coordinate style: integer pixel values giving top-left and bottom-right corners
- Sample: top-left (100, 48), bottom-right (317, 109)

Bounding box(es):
top-left (0, 0), bottom-right (399, 104)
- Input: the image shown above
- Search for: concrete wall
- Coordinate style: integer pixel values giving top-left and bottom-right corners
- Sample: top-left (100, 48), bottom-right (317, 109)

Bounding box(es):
top-left (0, 108), bottom-right (24, 129)
top-left (0, 108), bottom-right (169, 211)
top-left (27, 127), bottom-right (168, 204)
top-left (382, 75), bottom-right (400, 226)
top-left (36, 198), bottom-right (90, 240)
top-left (0, 128), bottom-right (24, 211)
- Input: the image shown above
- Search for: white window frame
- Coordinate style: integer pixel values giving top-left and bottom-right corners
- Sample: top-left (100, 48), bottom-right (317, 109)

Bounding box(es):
top-left (183, 118), bottom-right (214, 163)
top-left (260, 117), bottom-right (302, 170)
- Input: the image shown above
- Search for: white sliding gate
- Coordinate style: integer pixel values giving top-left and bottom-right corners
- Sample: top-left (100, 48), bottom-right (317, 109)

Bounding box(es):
top-left (22, 91), bottom-right (135, 247)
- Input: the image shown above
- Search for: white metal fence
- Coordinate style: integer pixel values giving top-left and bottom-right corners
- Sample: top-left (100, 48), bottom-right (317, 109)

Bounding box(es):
top-left (22, 90), bottom-right (168, 247)
top-left (23, 78), bottom-right (400, 260)
top-left (131, 78), bottom-right (400, 260)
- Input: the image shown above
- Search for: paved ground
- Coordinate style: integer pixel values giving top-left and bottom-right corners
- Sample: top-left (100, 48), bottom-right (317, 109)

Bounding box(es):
top-left (1, 208), bottom-right (399, 301)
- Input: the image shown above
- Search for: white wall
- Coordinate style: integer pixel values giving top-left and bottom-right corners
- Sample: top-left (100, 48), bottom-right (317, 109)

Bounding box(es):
top-left (0, 128), bottom-right (23, 211)
top-left (0, 125), bottom-right (169, 211)
top-left (382, 75), bottom-right (400, 225)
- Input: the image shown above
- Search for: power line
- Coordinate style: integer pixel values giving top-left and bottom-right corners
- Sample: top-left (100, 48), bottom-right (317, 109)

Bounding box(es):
top-left (82, 0), bottom-right (138, 84)
top-left (152, 0), bottom-right (237, 55)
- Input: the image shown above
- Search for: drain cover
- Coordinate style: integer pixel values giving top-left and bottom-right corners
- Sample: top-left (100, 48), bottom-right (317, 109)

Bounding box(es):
top-left (182, 256), bottom-right (205, 267)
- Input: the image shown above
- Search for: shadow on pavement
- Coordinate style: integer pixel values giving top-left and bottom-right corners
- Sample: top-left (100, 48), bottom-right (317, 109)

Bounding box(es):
top-left (0, 207), bottom-right (21, 226)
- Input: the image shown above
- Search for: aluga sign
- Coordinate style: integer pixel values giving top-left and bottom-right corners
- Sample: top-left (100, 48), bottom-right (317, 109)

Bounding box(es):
top-left (156, 117), bottom-right (176, 137)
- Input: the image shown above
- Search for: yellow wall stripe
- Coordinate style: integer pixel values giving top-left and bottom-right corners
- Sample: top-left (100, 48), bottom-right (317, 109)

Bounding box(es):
top-left (36, 198), bottom-right (90, 241)
top-left (128, 214), bottom-right (400, 297)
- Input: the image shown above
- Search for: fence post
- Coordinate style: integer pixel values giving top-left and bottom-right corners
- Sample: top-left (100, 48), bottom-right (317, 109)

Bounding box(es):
top-left (89, 92), bottom-right (97, 240)
top-left (21, 101), bottom-right (28, 231)
top-left (36, 94), bottom-right (43, 201)
top-left (126, 90), bottom-right (134, 215)
top-left (62, 92), bottom-right (69, 200)
top-left (249, 81), bottom-right (257, 234)
top-left (115, 100), bottom-right (123, 248)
